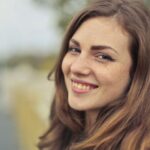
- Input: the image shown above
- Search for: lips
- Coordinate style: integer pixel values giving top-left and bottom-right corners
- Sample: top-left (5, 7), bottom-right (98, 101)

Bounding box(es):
top-left (71, 79), bottom-right (98, 94)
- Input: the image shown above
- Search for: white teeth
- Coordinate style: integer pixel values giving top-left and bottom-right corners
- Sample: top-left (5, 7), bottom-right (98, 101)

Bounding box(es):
top-left (72, 81), bottom-right (91, 90)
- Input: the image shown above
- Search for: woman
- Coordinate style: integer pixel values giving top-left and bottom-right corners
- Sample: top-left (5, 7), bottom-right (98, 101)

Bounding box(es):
top-left (38, 0), bottom-right (150, 149)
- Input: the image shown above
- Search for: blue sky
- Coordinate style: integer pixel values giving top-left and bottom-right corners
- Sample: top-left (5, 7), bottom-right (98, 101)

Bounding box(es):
top-left (0, 0), bottom-right (61, 60)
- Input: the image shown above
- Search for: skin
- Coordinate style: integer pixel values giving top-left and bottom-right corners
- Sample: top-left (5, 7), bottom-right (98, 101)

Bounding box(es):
top-left (62, 17), bottom-right (132, 128)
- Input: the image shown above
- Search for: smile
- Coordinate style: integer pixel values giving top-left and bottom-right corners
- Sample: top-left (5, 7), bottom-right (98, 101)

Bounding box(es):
top-left (71, 79), bottom-right (98, 94)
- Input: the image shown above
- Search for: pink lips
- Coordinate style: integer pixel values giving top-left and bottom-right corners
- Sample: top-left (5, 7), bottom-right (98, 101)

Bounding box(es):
top-left (71, 79), bottom-right (98, 94)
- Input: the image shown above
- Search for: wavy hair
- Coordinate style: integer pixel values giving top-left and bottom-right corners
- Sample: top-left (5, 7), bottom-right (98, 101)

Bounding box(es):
top-left (38, 0), bottom-right (150, 149)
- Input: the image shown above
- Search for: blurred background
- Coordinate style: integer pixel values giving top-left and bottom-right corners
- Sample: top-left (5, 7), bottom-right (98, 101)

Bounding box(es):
top-left (0, 0), bottom-right (149, 150)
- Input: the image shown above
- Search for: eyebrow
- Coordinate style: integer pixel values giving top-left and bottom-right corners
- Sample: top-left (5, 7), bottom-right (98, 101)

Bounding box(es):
top-left (70, 38), bottom-right (118, 55)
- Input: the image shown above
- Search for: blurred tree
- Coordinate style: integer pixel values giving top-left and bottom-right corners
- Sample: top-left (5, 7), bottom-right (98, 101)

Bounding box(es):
top-left (145, 0), bottom-right (150, 4)
top-left (33, 0), bottom-right (89, 33)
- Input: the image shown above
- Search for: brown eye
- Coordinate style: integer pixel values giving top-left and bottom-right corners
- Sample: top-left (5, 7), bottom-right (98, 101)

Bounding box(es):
top-left (68, 47), bottom-right (81, 54)
top-left (96, 53), bottom-right (114, 62)
top-left (99, 55), bottom-right (112, 60)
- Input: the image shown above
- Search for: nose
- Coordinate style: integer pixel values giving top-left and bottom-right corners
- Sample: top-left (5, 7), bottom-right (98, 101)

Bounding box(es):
top-left (70, 55), bottom-right (91, 75)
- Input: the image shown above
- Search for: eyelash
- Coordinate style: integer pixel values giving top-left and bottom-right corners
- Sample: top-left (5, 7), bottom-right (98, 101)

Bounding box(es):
top-left (95, 53), bottom-right (114, 62)
top-left (68, 47), bottom-right (81, 54)
top-left (68, 47), bottom-right (114, 62)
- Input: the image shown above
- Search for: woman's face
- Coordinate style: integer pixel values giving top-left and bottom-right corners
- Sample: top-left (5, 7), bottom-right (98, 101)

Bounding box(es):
top-left (62, 17), bottom-right (132, 111)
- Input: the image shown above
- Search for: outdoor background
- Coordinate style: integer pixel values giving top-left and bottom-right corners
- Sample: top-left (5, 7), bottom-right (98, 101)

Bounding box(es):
top-left (0, 0), bottom-right (149, 150)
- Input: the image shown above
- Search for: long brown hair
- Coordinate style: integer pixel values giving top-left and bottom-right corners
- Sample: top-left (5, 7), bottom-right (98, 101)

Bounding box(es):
top-left (38, 0), bottom-right (150, 149)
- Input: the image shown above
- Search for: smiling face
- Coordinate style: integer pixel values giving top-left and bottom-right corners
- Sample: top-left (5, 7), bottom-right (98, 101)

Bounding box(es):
top-left (62, 17), bottom-right (132, 112)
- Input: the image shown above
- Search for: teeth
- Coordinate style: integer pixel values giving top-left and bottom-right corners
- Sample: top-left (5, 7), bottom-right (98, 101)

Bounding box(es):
top-left (72, 81), bottom-right (91, 90)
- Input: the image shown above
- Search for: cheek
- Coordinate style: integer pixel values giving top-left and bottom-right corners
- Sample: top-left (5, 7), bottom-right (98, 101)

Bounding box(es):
top-left (94, 65), bottom-right (130, 86)
top-left (61, 58), bottom-right (67, 75)
top-left (61, 54), bottom-right (71, 75)
top-left (93, 66), bottom-right (114, 85)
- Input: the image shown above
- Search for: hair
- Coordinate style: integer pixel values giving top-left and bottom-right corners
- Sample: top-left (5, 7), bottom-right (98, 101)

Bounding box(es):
top-left (38, 0), bottom-right (150, 149)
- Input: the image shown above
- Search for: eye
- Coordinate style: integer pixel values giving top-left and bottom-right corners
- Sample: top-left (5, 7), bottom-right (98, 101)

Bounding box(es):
top-left (68, 47), bottom-right (81, 55)
top-left (96, 53), bottom-right (114, 62)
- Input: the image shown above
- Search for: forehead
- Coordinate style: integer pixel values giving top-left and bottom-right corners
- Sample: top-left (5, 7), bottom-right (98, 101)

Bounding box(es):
top-left (71, 17), bottom-right (131, 53)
